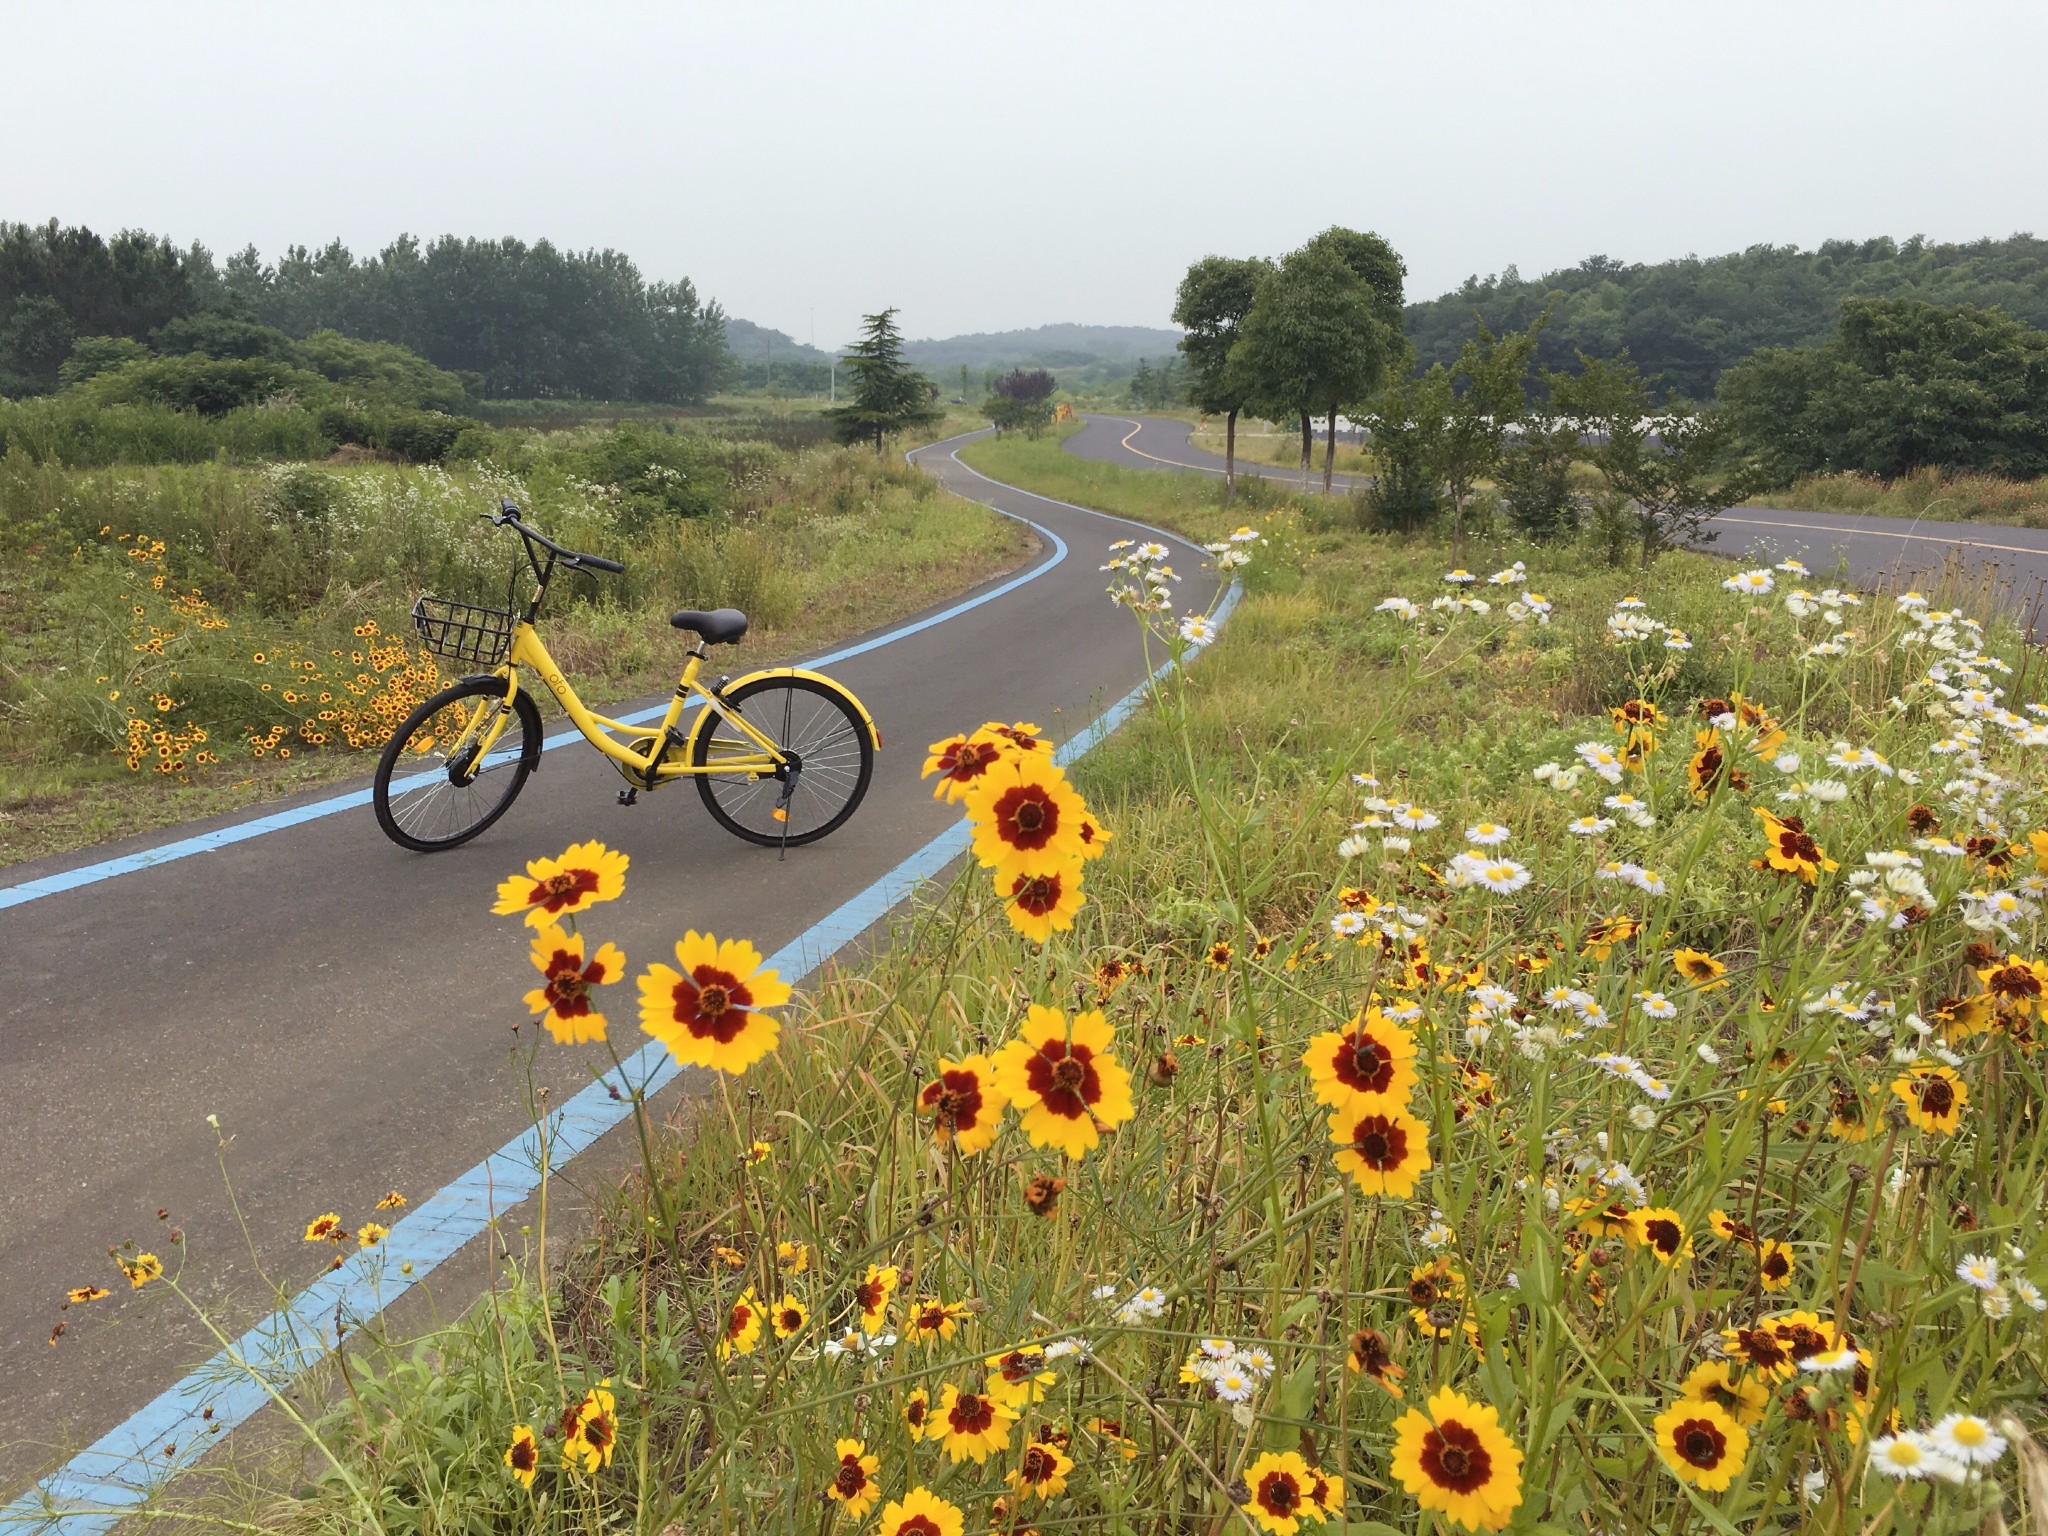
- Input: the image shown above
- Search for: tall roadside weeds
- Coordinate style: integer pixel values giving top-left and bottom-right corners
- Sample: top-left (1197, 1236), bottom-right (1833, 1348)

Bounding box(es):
top-left (32, 461), bottom-right (2048, 1535)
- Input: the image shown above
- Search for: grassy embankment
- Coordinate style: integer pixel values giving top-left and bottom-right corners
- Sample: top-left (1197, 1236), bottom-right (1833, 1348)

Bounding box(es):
top-left (0, 411), bottom-right (1015, 865)
top-left (82, 426), bottom-right (2048, 1534)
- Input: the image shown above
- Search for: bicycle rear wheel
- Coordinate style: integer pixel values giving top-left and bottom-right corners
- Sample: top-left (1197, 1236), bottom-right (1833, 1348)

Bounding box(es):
top-left (374, 677), bottom-right (541, 851)
top-left (692, 675), bottom-right (873, 846)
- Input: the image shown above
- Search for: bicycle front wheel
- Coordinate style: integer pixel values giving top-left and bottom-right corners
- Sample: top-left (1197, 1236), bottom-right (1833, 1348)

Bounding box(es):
top-left (374, 677), bottom-right (542, 851)
top-left (692, 675), bottom-right (873, 846)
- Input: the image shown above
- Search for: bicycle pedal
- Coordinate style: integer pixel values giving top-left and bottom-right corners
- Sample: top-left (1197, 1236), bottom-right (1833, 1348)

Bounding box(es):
top-left (617, 788), bottom-right (638, 807)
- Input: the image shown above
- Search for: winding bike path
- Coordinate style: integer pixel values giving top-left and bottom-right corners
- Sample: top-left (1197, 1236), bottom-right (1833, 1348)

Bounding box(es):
top-left (1070, 413), bottom-right (2048, 608)
top-left (0, 430), bottom-right (1220, 1518)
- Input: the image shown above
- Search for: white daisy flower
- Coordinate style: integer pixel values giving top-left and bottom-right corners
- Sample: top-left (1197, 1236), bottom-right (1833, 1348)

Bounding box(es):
top-left (1465, 821), bottom-right (1511, 846)
top-left (1474, 859), bottom-right (1532, 895)
top-left (1211, 1369), bottom-right (1256, 1403)
top-left (1178, 615), bottom-right (1218, 645)
top-left (1723, 568), bottom-right (1775, 595)
top-left (1927, 1413), bottom-right (2007, 1467)
top-left (1443, 568), bottom-right (1477, 585)
top-left (1331, 911), bottom-right (1368, 938)
top-left (1568, 815), bottom-right (1615, 836)
top-left (1868, 1432), bottom-right (1955, 1481)
top-left (1956, 1254), bottom-right (2000, 1291)
top-left (1634, 991), bottom-right (1677, 1019)
top-left (1392, 804), bottom-right (1440, 831)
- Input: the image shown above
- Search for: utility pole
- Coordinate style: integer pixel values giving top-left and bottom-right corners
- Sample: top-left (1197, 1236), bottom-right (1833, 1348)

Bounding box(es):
top-left (830, 358), bottom-right (837, 403)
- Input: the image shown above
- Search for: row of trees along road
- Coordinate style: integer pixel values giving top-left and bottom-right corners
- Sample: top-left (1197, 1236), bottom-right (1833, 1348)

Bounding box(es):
top-left (1177, 232), bottom-right (1774, 567)
top-left (1174, 227), bottom-right (1408, 495)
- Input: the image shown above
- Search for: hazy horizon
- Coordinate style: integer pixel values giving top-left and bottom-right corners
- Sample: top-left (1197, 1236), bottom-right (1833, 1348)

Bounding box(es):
top-left (8, 1), bottom-right (2046, 349)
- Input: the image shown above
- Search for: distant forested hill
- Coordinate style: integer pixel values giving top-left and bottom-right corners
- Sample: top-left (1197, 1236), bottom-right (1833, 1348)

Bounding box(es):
top-left (1404, 234), bottom-right (2048, 399)
top-left (900, 323), bottom-right (1184, 372)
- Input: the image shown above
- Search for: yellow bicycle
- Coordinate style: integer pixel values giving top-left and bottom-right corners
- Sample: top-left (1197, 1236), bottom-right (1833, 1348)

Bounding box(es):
top-left (373, 499), bottom-right (878, 852)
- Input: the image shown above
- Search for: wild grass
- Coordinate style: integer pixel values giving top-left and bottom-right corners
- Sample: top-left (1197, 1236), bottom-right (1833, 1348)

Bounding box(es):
top-left (1754, 468), bottom-right (2048, 529)
top-left (0, 430), bottom-right (1023, 865)
top-left (42, 433), bottom-right (2048, 1535)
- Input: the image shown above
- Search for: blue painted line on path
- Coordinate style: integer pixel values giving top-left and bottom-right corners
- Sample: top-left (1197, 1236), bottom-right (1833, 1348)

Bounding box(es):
top-left (5, 436), bottom-right (1242, 1530)
top-left (0, 490), bottom-right (1067, 913)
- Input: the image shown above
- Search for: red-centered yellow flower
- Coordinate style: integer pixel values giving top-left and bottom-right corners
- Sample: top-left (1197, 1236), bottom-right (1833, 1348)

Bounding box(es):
top-left (964, 755), bottom-right (1089, 878)
top-left (504, 1423), bottom-right (539, 1488)
top-left (1085, 1415), bottom-right (1139, 1460)
top-left (935, 1383), bottom-right (1017, 1463)
top-left (1390, 1387), bottom-right (1525, 1533)
top-left (1671, 948), bottom-right (1728, 990)
top-left (1303, 1008), bottom-right (1419, 1114)
top-left (1000, 863), bottom-right (1086, 942)
top-left (923, 734), bottom-right (1003, 802)
top-left (1653, 1398), bottom-right (1749, 1491)
top-left (562, 1380), bottom-right (617, 1473)
top-left (1757, 1239), bottom-right (1794, 1291)
top-left (1579, 914), bottom-right (1641, 961)
top-left (904, 1297), bottom-right (968, 1343)
top-left (1679, 1361), bottom-right (1770, 1427)
top-left (717, 1288), bottom-right (763, 1360)
top-left (903, 1386), bottom-right (933, 1439)
top-left (1978, 954), bottom-right (2048, 1018)
top-left (1307, 1466), bottom-right (1346, 1520)
top-left (1329, 1103), bottom-right (1432, 1199)
top-left (875, 1487), bottom-right (965, 1536)
top-left (1347, 1326), bottom-right (1405, 1398)
top-left (823, 1438), bottom-right (880, 1517)
top-left (303, 1213), bottom-right (348, 1244)
top-left (357, 1222), bottom-right (389, 1249)
top-left (1752, 808), bottom-right (1837, 883)
top-left (118, 1252), bottom-right (163, 1288)
top-left (638, 931), bottom-right (790, 1075)
top-left (978, 720), bottom-right (1052, 757)
top-left (777, 1240), bottom-right (809, 1273)
top-left (855, 1263), bottom-right (899, 1335)
top-left (770, 1294), bottom-right (808, 1339)
top-left (67, 1286), bottom-right (111, 1304)
top-left (984, 1345), bottom-right (1056, 1408)
top-left (1243, 1450), bottom-right (1317, 1535)
top-left (1891, 1061), bottom-right (1968, 1135)
top-left (991, 1005), bottom-right (1135, 1160)
top-left (1075, 809), bottom-right (1113, 862)
top-left (1007, 1439), bottom-right (1074, 1500)
top-left (523, 923), bottom-right (625, 1045)
top-left (1625, 1207), bottom-right (1693, 1264)
top-left (918, 1054), bottom-right (1005, 1155)
top-left (492, 840), bottom-right (629, 927)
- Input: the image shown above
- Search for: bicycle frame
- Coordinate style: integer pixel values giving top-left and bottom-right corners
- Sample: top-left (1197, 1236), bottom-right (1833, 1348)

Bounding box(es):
top-left (441, 621), bottom-right (788, 792)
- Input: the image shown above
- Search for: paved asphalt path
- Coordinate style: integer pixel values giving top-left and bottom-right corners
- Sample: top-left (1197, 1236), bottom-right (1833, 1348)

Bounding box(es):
top-left (0, 430), bottom-right (1215, 1496)
top-left (1071, 413), bottom-right (2048, 617)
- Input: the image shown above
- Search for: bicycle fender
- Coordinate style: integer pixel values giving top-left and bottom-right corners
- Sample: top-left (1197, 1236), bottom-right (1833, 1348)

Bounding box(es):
top-left (454, 671), bottom-right (546, 772)
top-left (696, 667), bottom-right (882, 751)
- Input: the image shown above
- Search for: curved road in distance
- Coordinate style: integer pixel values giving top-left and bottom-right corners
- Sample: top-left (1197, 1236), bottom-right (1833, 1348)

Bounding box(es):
top-left (0, 431), bottom-right (1215, 1499)
top-left (1069, 413), bottom-right (2048, 620)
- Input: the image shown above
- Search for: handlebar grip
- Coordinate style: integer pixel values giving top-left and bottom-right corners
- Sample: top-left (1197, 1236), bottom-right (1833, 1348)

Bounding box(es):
top-left (575, 553), bottom-right (626, 574)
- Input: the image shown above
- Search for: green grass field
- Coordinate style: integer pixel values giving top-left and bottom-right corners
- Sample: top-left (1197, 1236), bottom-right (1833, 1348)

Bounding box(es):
top-left (72, 431), bottom-right (2048, 1536)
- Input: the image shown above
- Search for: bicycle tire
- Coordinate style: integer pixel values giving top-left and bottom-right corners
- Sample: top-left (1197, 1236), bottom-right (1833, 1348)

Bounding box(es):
top-left (374, 676), bottom-right (542, 852)
top-left (691, 674), bottom-right (873, 847)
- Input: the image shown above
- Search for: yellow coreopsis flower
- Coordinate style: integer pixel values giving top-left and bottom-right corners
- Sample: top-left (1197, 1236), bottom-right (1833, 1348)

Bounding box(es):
top-left (991, 1005), bottom-right (1135, 1159)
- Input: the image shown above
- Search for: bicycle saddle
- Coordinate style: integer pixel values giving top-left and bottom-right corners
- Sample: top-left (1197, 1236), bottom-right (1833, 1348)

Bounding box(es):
top-left (669, 608), bottom-right (749, 645)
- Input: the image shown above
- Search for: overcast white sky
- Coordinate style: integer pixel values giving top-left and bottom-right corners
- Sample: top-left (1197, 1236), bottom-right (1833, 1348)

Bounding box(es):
top-left (9, 2), bottom-right (2047, 347)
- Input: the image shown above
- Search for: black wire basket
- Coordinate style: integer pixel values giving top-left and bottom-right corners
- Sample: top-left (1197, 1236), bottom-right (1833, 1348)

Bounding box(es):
top-left (411, 594), bottom-right (516, 667)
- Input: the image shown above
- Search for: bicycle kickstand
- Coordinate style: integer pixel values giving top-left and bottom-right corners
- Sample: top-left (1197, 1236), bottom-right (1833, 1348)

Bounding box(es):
top-left (775, 761), bottom-right (802, 862)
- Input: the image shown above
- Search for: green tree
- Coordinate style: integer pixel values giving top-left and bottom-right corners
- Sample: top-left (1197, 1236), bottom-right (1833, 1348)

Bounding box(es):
top-left (1172, 254), bottom-right (1271, 502)
top-left (1496, 369), bottom-right (1586, 541)
top-left (1232, 234), bottom-right (1402, 491)
top-left (829, 308), bottom-right (938, 453)
top-left (1554, 354), bottom-right (1769, 568)
top-left (1435, 314), bottom-right (1544, 547)
top-left (1359, 364), bottom-right (1452, 531)
top-left (1720, 296), bottom-right (2048, 481)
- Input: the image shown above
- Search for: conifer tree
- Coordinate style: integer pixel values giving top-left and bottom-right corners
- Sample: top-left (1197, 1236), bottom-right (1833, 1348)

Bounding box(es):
top-left (829, 308), bottom-right (939, 453)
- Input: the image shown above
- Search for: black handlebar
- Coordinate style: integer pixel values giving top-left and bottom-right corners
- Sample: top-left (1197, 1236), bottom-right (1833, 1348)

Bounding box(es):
top-left (492, 498), bottom-right (625, 574)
